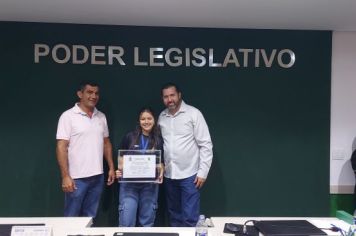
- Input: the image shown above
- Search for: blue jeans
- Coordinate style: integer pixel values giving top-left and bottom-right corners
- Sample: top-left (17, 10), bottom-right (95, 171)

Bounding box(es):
top-left (164, 174), bottom-right (200, 227)
top-left (64, 174), bottom-right (104, 217)
top-left (118, 183), bottom-right (159, 227)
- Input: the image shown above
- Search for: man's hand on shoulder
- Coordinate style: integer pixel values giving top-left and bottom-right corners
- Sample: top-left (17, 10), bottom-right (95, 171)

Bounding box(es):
top-left (194, 176), bottom-right (206, 189)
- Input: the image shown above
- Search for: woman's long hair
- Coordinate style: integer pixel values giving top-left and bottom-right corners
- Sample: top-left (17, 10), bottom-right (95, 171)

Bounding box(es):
top-left (130, 107), bottom-right (161, 150)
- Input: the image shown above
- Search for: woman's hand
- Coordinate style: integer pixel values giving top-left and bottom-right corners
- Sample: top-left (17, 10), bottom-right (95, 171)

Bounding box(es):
top-left (115, 169), bottom-right (123, 178)
top-left (158, 163), bottom-right (164, 184)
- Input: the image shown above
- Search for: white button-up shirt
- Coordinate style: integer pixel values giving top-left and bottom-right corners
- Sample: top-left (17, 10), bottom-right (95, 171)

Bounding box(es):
top-left (56, 103), bottom-right (109, 179)
top-left (158, 100), bottom-right (213, 179)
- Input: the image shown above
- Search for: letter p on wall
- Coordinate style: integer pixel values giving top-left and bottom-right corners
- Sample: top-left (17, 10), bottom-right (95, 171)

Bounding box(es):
top-left (34, 44), bottom-right (50, 63)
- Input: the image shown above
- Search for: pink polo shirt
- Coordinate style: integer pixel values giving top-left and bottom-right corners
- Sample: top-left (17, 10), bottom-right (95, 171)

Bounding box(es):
top-left (56, 103), bottom-right (109, 179)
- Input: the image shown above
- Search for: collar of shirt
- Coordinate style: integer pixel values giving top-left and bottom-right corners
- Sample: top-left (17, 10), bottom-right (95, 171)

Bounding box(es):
top-left (73, 103), bottom-right (98, 117)
top-left (162, 100), bottom-right (187, 117)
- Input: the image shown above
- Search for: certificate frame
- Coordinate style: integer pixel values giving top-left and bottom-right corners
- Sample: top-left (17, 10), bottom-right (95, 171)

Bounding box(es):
top-left (117, 149), bottom-right (161, 183)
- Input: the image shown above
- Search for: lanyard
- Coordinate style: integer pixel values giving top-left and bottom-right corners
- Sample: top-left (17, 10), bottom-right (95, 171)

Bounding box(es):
top-left (140, 135), bottom-right (149, 150)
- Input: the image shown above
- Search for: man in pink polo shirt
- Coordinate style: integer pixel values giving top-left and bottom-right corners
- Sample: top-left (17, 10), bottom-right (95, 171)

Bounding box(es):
top-left (56, 81), bottom-right (115, 217)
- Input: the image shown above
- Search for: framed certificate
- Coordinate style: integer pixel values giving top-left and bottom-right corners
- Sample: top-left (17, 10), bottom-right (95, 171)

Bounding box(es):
top-left (118, 149), bottom-right (162, 183)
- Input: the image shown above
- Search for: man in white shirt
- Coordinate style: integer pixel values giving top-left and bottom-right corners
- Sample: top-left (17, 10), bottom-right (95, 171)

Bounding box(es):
top-left (56, 81), bottom-right (115, 217)
top-left (158, 83), bottom-right (213, 227)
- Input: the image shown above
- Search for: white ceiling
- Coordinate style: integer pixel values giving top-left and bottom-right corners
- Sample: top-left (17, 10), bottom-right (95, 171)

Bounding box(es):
top-left (1, 0), bottom-right (356, 31)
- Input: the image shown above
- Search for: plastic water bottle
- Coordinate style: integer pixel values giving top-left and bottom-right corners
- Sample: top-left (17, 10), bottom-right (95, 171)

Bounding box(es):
top-left (347, 216), bottom-right (356, 236)
top-left (195, 215), bottom-right (208, 236)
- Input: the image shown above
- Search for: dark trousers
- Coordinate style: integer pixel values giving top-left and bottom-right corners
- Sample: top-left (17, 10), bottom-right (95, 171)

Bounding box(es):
top-left (64, 174), bottom-right (104, 217)
top-left (164, 174), bottom-right (200, 227)
top-left (118, 183), bottom-right (158, 227)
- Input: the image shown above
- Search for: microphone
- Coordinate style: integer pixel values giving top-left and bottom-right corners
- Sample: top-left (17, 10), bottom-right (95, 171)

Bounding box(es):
top-left (242, 220), bottom-right (256, 235)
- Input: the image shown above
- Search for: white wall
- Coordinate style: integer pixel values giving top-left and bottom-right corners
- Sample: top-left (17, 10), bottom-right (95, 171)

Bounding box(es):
top-left (330, 31), bottom-right (356, 193)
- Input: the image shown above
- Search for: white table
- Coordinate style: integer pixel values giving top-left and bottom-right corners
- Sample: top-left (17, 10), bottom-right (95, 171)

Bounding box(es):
top-left (0, 217), bottom-right (93, 227)
top-left (56, 227), bottom-right (196, 236)
top-left (0, 217), bottom-right (93, 235)
top-left (1, 217), bottom-right (350, 236)
top-left (210, 217), bottom-right (351, 236)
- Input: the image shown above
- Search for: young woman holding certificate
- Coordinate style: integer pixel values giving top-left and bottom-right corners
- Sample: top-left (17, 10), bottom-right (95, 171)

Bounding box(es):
top-left (116, 107), bottom-right (164, 227)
